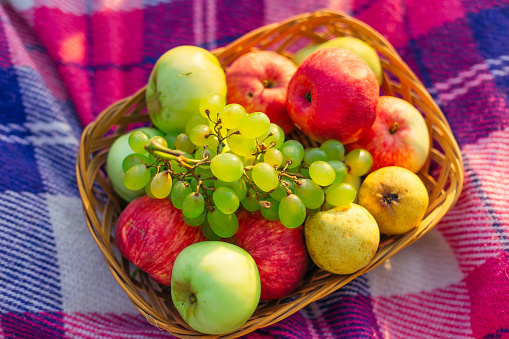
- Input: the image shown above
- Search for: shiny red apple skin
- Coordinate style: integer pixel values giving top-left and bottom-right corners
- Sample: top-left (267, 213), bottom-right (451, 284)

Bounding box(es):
top-left (234, 210), bottom-right (308, 300)
top-left (348, 96), bottom-right (431, 173)
top-left (226, 51), bottom-right (297, 134)
top-left (115, 195), bottom-right (206, 285)
top-left (286, 48), bottom-right (379, 144)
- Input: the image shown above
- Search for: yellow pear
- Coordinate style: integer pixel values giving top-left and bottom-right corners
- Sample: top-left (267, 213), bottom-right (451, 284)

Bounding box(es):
top-left (305, 204), bottom-right (380, 275)
top-left (358, 166), bottom-right (429, 235)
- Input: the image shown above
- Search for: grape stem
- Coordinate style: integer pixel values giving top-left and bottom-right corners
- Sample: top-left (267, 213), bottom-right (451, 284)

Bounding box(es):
top-left (145, 140), bottom-right (201, 164)
top-left (242, 170), bottom-right (269, 201)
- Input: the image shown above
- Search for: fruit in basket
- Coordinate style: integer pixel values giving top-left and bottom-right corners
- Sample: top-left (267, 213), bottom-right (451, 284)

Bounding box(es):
top-left (347, 96), bottom-right (431, 173)
top-left (146, 45), bottom-right (227, 134)
top-left (115, 195), bottom-right (206, 285)
top-left (235, 210), bottom-right (307, 300)
top-left (320, 37), bottom-right (383, 85)
top-left (292, 38), bottom-right (383, 85)
top-left (358, 166), bottom-right (429, 235)
top-left (226, 51), bottom-right (297, 134)
top-left (171, 241), bottom-right (261, 335)
top-left (106, 127), bottom-right (164, 202)
top-left (305, 204), bottom-right (380, 275)
top-left (286, 48), bottom-right (379, 144)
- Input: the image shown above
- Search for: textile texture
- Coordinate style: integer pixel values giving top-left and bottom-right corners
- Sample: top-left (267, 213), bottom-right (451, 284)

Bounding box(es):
top-left (1, 0), bottom-right (509, 338)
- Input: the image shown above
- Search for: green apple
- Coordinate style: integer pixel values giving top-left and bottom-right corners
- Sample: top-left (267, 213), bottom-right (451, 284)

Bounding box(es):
top-left (320, 37), bottom-right (383, 85)
top-left (106, 127), bottom-right (163, 202)
top-left (292, 37), bottom-right (383, 85)
top-left (171, 241), bottom-right (261, 335)
top-left (146, 46), bottom-right (227, 134)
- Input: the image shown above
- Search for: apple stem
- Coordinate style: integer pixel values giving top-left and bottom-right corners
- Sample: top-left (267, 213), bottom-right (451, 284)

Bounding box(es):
top-left (189, 294), bottom-right (197, 304)
top-left (390, 122), bottom-right (399, 134)
top-left (305, 92), bottom-right (312, 103)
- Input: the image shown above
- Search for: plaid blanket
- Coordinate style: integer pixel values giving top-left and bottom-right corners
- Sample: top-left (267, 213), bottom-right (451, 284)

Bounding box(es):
top-left (1, 0), bottom-right (508, 338)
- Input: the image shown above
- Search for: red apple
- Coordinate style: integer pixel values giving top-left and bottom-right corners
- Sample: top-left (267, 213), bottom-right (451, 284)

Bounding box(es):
top-left (348, 96), bottom-right (431, 173)
top-left (226, 51), bottom-right (297, 134)
top-left (115, 195), bottom-right (206, 285)
top-left (233, 210), bottom-right (308, 300)
top-left (286, 47), bottom-right (379, 144)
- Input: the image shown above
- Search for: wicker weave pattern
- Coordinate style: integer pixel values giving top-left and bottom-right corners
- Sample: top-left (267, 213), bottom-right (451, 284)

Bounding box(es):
top-left (76, 10), bottom-right (464, 339)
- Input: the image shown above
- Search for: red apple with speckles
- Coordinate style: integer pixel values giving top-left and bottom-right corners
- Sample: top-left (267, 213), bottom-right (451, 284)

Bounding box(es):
top-left (226, 51), bottom-right (297, 134)
top-left (348, 96), bottom-right (430, 173)
top-left (115, 195), bottom-right (206, 285)
top-left (232, 210), bottom-right (307, 300)
top-left (286, 47), bottom-right (379, 144)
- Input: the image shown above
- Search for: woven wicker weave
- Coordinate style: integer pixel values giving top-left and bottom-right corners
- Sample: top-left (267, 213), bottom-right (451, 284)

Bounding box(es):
top-left (76, 10), bottom-right (464, 339)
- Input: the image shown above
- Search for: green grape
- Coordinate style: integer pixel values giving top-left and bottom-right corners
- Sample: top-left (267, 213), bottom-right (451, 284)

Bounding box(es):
top-left (300, 168), bottom-right (309, 178)
top-left (149, 135), bottom-right (168, 148)
top-left (122, 154), bottom-right (149, 172)
top-left (243, 154), bottom-right (256, 166)
top-left (150, 171), bottom-right (173, 199)
top-left (182, 192), bottom-right (205, 218)
top-left (206, 134), bottom-right (219, 149)
top-left (295, 179), bottom-right (324, 209)
top-left (241, 189), bottom-right (260, 212)
top-left (183, 212), bottom-right (207, 227)
top-left (278, 194), bottom-right (306, 228)
top-left (144, 180), bottom-right (156, 198)
top-left (213, 187), bottom-right (240, 214)
top-left (252, 162), bottom-right (279, 192)
top-left (186, 114), bottom-right (210, 134)
top-left (259, 123), bottom-right (285, 149)
top-left (238, 112), bottom-right (270, 139)
top-left (303, 148), bottom-right (328, 164)
top-left (195, 166), bottom-right (215, 186)
top-left (170, 180), bottom-right (192, 209)
top-left (218, 104), bottom-right (247, 129)
top-left (164, 130), bottom-right (180, 149)
top-left (280, 140), bottom-right (304, 169)
top-left (189, 177), bottom-right (200, 192)
top-left (325, 183), bottom-right (356, 207)
top-left (320, 139), bottom-right (345, 161)
top-left (175, 133), bottom-right (195, 154)
top-left (342, 174), bottom-right (362, 203)
top-left (170, 152), bottom-right (192, 174)
top-left (189, 124), bottom-right (212, 147)
top-left (227, 130), bottom-right (256, 156)
top-left (260, 198), bottom-right (279, 221)
top-left (270, 178), bottom-right (295, 201)
top-left (123, 164), bottom-right (151, 190)
top-left (195, 147), bottom-right (217, 166)
top-left (328, 160), bottom-right (347, 184)
top-left (215, 179), bottom-right (247, 201)
top-left (128, 130), bottom-right (150, 154)
top-left (210, 153), bottom-right (244, 182)
top-left (207, 209), bottom-right (239, 238)
top-left (344, 148), bottom-right (373, 177)
top-left (309, 161), bottom-right (336, 186)
top-left (199, 93), bottom-right (225, 120)
top-left (201, 221), bottom-right (222, 240)
top-left (264, 149), bottom-right (283, 168)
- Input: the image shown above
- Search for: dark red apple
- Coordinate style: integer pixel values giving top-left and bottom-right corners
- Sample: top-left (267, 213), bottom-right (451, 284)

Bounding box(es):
top-left (286, 47), bottom-right (379, 144)
top-left (115, 195), bottom-right (206, 285)
top-left (233, 210), bottom-right (308, 300)
top-left (347, 96), bottom-right (430, 173)
top-left (226, 51), bottom-right (297, 134)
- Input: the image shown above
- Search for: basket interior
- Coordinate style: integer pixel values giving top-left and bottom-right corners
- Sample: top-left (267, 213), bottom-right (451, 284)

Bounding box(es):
top-left (77, 10), bottom-right (463, 339)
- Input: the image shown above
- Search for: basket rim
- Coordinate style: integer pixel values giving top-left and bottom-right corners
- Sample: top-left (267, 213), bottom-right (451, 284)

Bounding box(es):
top-left (76, 9), bottom-right (464, 339)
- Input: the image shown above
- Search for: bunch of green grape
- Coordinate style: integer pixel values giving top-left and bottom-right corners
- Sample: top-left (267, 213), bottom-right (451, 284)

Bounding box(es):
top-left (121, 92), bottom-right (373, 239)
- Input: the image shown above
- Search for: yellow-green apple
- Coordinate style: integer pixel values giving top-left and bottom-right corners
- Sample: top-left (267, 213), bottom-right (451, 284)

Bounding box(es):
top-left (106, 127), bottom-right (164, 202)
top-left (286, 48), bottom-right (379, 144)
top-left (115, 195), bottom-right (206, 285)
top-left (233, 210), bottom-right (307, 300)
top-left (226, 51), bottom-right (297, 134)
top-left (292, 37), bottom-right (383, 85)
top-left (171, 241), bottom-right (260, 335)
top-left (358, 166), bottom-right (429, 235)
top-left (146, 45), bottom-right (226, 134)
top-left (347, 96), bottom-right (430, 173)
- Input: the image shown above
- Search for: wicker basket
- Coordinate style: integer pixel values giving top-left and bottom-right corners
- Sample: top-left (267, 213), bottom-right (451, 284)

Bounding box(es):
top-left (76, 10), bottom-right (464, 339)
